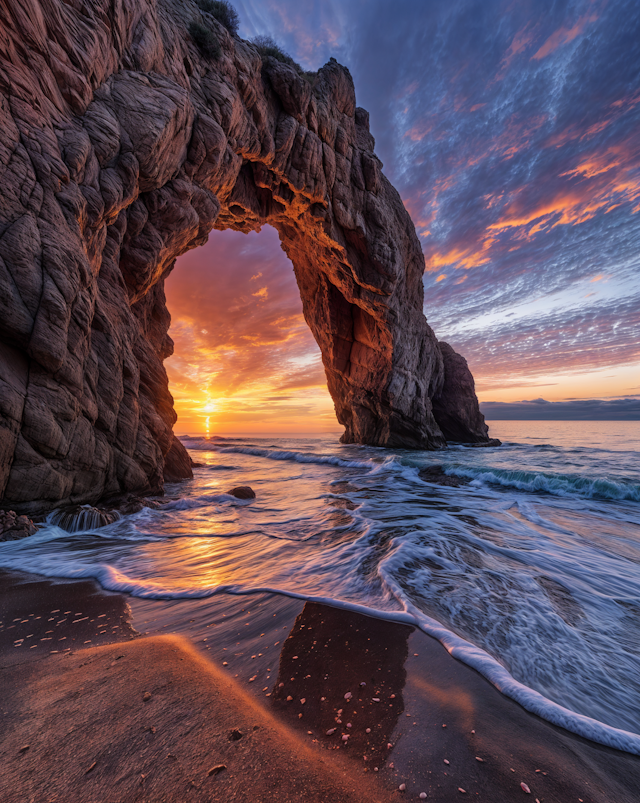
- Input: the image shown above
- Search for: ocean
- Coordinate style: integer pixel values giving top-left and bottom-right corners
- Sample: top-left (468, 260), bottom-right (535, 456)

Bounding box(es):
top-left (1, 421), bottom-right (639, 753)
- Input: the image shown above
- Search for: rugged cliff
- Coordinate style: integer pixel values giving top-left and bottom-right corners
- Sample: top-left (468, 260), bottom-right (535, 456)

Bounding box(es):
top-left (0, 0), bottom-right (490, 513)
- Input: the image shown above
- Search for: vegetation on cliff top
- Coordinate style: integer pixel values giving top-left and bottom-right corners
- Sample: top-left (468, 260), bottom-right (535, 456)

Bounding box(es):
top-left (188, 20), bottom-right (221, 59)
top-left (251, 34), bottom-right (317, 83)
top-left (196, 0), bottom-right (240, 35)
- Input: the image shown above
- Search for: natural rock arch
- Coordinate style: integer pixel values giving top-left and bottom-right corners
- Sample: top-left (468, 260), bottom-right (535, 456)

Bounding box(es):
top-left (0, 0), bottom-right (490, 513)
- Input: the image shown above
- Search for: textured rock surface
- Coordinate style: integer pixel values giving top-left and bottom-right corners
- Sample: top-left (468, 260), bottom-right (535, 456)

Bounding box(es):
top-left (431, 342), bottom-right (490, 443)
top-left (0, 510), bottom-right (38, 540)
top-left (0, 0), bottom-right (491, 512)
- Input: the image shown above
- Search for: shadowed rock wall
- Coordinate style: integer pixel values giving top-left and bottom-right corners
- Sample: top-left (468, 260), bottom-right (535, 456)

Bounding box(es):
top-left (0, 0), bottom-right (490, 512)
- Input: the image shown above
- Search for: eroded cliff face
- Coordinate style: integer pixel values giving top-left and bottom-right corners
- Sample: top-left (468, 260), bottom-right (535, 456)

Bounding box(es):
top-left (0, 0), bottom-right (490, 512)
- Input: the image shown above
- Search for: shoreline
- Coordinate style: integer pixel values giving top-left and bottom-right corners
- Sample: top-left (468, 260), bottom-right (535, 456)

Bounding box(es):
top-left (2, 569), bottom-right (640, 801)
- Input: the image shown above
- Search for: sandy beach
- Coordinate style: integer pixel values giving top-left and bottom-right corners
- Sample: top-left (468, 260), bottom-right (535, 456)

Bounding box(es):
top-left (2, 570), bottom-right (640, 802)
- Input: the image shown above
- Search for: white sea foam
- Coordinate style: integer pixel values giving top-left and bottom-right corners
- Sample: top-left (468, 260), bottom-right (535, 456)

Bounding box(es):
top-left (1, 542), bottom-right (639, 755)
top-left (214, 443), bottom-right (378, 469)
top-left (445, 465), bottom-right (640, 501)
top-left (161, 493), bottom-right (254, 510)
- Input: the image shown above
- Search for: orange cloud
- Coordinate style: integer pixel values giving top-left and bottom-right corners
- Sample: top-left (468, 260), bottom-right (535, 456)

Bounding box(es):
top-left (560, 146), bottom-right (623, 179)
top-left (426, 235), bottom-right (496, 271)
top-left (495, 25), bottom-right (536, 79)
top-left (422, 130), bottom-right (640, 277)
top-left (532, 11), bottom-right (599, 60)
top-left (488, 139), bottom-right (640, 239)
top-left (404, 118), bottom-right (436, 142)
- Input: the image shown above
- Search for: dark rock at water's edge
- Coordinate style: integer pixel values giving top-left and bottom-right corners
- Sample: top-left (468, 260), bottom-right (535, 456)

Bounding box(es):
top-left (418, 466), bottom-right (469, 488)
top-left (0, 0), bottom-right (493, 513)
top-left (0, 510), bottom-right (38, 541)
top-left (228, 486), bottom-right (256, 500)
top-left (49, 505), bottom-right (121, 533)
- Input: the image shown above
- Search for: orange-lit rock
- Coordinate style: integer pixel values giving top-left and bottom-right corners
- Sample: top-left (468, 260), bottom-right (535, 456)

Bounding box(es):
top-left (0, 0), bottom-right (490, 512)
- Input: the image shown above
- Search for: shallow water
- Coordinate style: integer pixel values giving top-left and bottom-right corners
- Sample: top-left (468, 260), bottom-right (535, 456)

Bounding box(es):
top-left (1, 421), bottom-right (639, 753)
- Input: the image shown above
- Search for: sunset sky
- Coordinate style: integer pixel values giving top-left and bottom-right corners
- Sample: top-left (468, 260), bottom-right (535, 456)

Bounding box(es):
top-left (166, 0), bottom-right (640, 435)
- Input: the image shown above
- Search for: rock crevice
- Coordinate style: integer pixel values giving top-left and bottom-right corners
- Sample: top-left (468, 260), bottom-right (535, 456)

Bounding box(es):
top-left (0, 0), bottom-right (490, 512)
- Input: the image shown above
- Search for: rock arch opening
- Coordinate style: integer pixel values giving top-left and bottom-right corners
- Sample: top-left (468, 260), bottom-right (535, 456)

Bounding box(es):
top-left (164, 225), bottom-right (335, 438)
top-left (0, 2), bottom-right (490, 512)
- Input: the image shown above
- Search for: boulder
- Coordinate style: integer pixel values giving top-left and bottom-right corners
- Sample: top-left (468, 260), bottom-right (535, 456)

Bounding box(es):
top-left (0, 510), bottom-right (38, 541)
top-left (228, 486), bottom-right (256, 500)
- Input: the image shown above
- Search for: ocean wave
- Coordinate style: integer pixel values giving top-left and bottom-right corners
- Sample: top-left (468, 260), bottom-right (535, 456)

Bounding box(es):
top-left (179, 435), bottom-right (236, 450)
top-left (214, 444), bottom-right (378, 469)
top-left (161, 493), bottom-right (254, 510)
top-left (447, 465), bottom-right (640, 502)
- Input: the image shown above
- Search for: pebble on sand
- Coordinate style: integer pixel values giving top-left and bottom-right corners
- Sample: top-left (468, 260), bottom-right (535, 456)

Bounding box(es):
top-left (398, 783), bottom-right (406, 791)
top-left (458, 789), bottom-right (466, 794)
top-left (419, 794), bottom-right (427, 800)
top-left (326, 729), bottom-right (336, 735)
top-left (444, 759), bottom-right (450, 765)
top-left (342, 734), bottom-right (349, 742)
top-left (143, 692), bottom-right (152, 702)
top-left (207, 764), bottom-right (226, 777)
top-left (520, 782), bottom-right (531, 793)
top-left (366, 728), bottom-right (371, 733)
top-left (344, 692), bottom-right (352, 700)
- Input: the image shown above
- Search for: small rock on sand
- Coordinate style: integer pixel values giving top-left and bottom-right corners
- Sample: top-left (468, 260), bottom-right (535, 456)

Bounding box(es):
top-left (207, 764), bottom-right (226, 776)
top-left (143, 692), bottom-right (152, 702)
top-left (228, 728), bottom-right (244, 741)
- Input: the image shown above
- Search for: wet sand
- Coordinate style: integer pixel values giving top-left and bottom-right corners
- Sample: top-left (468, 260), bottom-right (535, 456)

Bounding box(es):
top-left (2, 570), bottom-right (640, 802)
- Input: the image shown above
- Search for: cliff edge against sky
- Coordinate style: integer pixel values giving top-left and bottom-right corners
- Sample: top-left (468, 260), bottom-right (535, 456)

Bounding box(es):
top-left (0, 0), bottom-right (490, 512)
